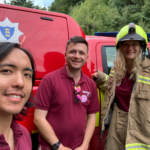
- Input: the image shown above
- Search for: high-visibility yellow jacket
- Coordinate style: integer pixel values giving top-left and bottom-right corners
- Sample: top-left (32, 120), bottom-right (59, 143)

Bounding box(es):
top-left (95, 57), bottom-right (150, 150)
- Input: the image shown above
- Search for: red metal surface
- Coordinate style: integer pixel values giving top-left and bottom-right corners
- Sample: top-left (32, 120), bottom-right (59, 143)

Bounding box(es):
top-left (90, 127), bottom-right (101, 150)
top-left (0, 4), bottom-right (85, 80)
top-left (86, 35), bottom-right (116, 73)
top-left (0, 3), bottom-right (86, 134)
top-left (17, 86), bottom-right (38, 133)
top-left (148, 43), bottom-right (150, 52)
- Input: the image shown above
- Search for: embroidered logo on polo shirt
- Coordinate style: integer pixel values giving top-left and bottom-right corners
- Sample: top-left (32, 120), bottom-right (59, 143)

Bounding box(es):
top-left (82, 91), bottom-right (91, 97)
top-left (80, 91), bottom-right (91, 102)
top-left (83, 90), bottom-right (90, 95)
top-left (81, 95), bottom-right (87, 103)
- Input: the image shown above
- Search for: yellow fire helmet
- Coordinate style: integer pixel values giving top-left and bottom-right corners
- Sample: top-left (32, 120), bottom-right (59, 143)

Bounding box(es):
top-left (116, 22), bottom-right (148, 52)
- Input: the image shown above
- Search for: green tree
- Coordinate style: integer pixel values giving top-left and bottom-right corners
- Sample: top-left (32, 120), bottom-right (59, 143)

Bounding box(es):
top-left (141, 0), bottom-right (150, 31)
top-left (34, 5), bottom-right (47, 10)
top-left (5, 0), bottom-right (35, 8)
top-left (69, 0), bottom-right (122, 35)
top-left (110, 0), bottom-right (144, 15)
top-left (109, 0), bottom-right (150, 32)
top-left (4, 0), bottom-right (47, 10)
top-left (48, 0), bottom-right (85, 14)
top-left (40, 7), bottom-right (47, 10)
top-left (34, 5), bottom-right (41, 9)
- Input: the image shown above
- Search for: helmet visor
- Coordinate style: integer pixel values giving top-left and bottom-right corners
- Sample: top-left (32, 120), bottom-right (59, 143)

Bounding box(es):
top-left (118, 33), bottom-right (146, 42)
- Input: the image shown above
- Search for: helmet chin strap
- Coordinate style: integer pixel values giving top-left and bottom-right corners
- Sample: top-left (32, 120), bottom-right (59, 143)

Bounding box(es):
top-left (142, 47), bottom-right (146, 60)
top-left (140, 41), bottom-right (146, 60)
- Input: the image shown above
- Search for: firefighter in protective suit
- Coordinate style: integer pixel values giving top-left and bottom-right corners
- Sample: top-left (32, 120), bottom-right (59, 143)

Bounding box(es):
top-left (92, 23), bottom-right (150, 150)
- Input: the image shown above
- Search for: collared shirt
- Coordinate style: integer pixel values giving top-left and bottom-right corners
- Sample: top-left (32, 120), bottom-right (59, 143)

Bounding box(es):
top-left (35, 66), bottom-right (99, 150)
top-left (115, 72), bottom-right (133, 112)
top-left (0, 120), bottom-right (32, 150)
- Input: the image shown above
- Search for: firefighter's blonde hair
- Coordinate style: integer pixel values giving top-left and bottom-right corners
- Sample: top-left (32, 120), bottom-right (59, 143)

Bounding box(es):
top-left (114, 46), bottom-right (142, 82)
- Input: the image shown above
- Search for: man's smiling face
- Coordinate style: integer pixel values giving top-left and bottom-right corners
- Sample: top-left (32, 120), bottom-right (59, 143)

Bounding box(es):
top-left (65, 42), bottom-right (88, 71)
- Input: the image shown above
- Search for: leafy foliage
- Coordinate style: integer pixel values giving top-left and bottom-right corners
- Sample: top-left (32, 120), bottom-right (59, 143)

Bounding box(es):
top-left (4, 0), bottom-right (47, 10)
top-left (110, 0), bottom-right (150, 32)
top-left (70, 0), bottom-right (150, 34)
top-left (4, 0), bottom-right (34, 8)
top-left (69, 0), bottom-right (122, 35)
top-left (141, 0), bottom-right (150, 31)
top-left (48, 0), bottom-right (85, 14)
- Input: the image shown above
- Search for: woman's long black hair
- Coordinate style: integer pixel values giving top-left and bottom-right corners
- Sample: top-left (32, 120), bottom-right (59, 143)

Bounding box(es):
top-left (0, 42), bottom-right (36, 120)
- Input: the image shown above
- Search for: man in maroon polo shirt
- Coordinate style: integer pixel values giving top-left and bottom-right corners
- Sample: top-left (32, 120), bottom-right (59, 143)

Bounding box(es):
top-left (34, 36), bottom-right (99, 150)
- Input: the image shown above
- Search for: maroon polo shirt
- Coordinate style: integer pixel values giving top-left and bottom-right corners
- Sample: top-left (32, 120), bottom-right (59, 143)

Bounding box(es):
top-left (115, 72), bottom-right (133, 112)
top-left (35, 66), bottom-right (99, 149)
top-left (0, 120), bottom-right (32, 150)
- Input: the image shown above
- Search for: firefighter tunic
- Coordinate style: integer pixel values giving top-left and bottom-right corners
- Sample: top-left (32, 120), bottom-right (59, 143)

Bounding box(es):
top-left (95, 57), bottom-right (150, 150)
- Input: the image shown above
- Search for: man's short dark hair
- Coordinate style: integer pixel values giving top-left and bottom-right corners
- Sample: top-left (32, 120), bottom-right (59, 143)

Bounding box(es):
top-left (66, 36), bottom-right (88, 52)
top-left (0, 42), bottom-right (36, 120)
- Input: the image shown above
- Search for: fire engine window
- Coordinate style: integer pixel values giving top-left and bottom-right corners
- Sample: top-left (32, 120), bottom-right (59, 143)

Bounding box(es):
top-left (102, 47), bottom-right (150, 75)
top-left (101, 46), bottom-right (116, 75)
top-left (105, 47), bottom-right (116, 74)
